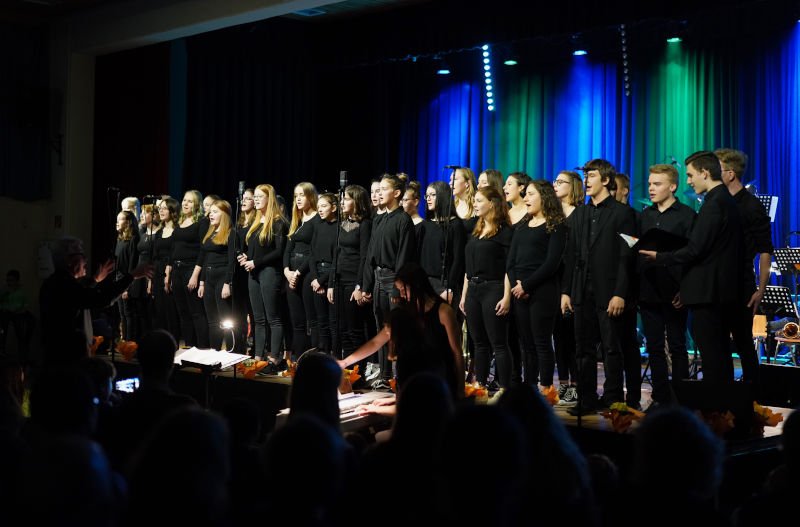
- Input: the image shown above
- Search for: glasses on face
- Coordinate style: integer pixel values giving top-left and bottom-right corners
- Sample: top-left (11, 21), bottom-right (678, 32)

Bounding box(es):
top-left (553, 180), bottom-right (570, 187)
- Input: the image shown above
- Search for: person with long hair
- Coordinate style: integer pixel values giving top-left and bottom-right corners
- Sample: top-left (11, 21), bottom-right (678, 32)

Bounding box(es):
top-left (202, 194), bottom-right (221, 218)
top-left (478, 169), bottom-right (504, 196)
top-left (503, 170), bottom-right (532, 385)
top-left (370, 178), bottom-right (385, 217)
top-left (420, 180), bottom-right (466, 304)
top-left (167, 190), bottom-right (210, 348)
top-left (282, 182), bottom-right (320, 359)
top-left (361, 173), bottom-right (417, 387)
top-left (459, 186), bottom-right (513, 388)
top-left (130, 203), bottom-right (159, 338)
top-left (239, 184), bottom-right (288, 366)
top-left (451, 168), bottom-right (477, 220)
top-left (233, 188), bottom-right (256, 353)
top-left (115, 210), bottom-right (139, 341)
top-left (552, 170), bottom-right (584, 405)
top-left (121, 197), bottom-right (141, 222)
top-left (198, 200), bottom-right (237, 351)
top-left (340, 262), bottom-right (463, 402)
top-left (153, 198), bottom-right (180, 340)
top-left (308, 193), bottom-right (339, 354)
top-left (330, 185), bottom-right (372, 364)
top-left (507, 180), bottom-right (567, 391)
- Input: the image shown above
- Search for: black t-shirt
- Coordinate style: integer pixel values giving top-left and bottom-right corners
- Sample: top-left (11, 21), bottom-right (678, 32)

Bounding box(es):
top-left (465, 224), bottom-right (512, 281)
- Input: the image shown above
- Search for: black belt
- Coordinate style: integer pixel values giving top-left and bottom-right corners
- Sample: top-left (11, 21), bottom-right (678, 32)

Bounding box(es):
top-left (469, 276), bottom-right (498, 285)
top-left (317, 261), bottom-right (333, 268)
top-left (173, 260), bottom-right (193, 267)
top-left (375, 266), bottom-right (395, 273)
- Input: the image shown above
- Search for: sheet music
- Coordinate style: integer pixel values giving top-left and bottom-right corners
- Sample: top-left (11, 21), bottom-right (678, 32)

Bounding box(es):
top-left (174, 347), bottom-right (250, 369)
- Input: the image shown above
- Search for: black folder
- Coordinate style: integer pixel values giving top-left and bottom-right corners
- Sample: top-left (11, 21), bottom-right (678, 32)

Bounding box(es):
top-left (633, 228), bottom-right (688, 252)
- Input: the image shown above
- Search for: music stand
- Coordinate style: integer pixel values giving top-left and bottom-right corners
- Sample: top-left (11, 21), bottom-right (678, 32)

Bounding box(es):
top-left (774, 248), bottom-right (800, 310)
top-left (756, 195), bottom-right (779, 223)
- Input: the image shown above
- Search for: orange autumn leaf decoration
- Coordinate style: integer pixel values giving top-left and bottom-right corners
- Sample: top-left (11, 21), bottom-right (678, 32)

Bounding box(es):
top-left (115, 340), bottom-right (138, 361)
top-left (540, 385), bottom-right (559, 406)
top-left (389, 378), bottom-right (397, 393)
top-left (601, 402), bottom-right (645, 433)
top-left (89, 336), bottom-right (104, 356)
top-left (696, 410), bottom-right (736, 437)
top-left (279, 359), bottom-right (297, 378)
top-left (464, 382), bottom-right (489, 401)
top-left (344, 364), bottom-right (360, 385)
top-left (753, 402), bottom-right (784, 428)
top-left (236, 359), bottom-right (268, 379)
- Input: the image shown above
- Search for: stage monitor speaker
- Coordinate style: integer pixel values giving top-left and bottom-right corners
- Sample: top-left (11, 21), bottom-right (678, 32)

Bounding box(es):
top-left (674, 379), bottom-right (755, 440)
top-left (757, 363), bottom-right (800, 409)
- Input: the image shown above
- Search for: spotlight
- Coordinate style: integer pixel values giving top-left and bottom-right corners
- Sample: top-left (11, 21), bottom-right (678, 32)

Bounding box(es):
top-left (666, 37), bottom-right (682, 43)
top-left (435, 57), bottom-right (451, 75)
top-left (221, 319), bottom-right (234, 329)
top-left (573, 49), bottom-right (588, 56)
top-left (503, 59), bottom-right (518, 66)
top-left (437, 68), bottom-right (451, 75)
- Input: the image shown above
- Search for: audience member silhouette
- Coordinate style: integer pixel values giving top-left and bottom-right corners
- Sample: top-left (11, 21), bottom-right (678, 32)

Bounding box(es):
top-left (125, 407), bottom-right (230, 527)
top-left (288, 350), bottom-right (343, 433)
top-left (624, 406), bottom-right (728, 527)
top-left (101, 329), bottom-right (197, 470)
top-left (498, 384), bottom-right (598, 526)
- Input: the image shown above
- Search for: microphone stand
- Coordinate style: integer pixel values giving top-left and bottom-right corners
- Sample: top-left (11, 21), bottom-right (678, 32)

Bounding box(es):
top-left (232, 183), bottom-right (245, 353)
top-left (333, 173), bottom-right (346, 359)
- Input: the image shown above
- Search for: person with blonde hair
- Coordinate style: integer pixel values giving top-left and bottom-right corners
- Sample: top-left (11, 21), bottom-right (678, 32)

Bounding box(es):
top-left (198, 200), bottom-right (237, 351)
top-left (283, 182), bottom-right (320, 358)
top-left (238, 184), bottom-right (288, 365)
top-left (121, 196), bottom-right (141, 221)
top-left (167, 190), bottom-right (209, 348)
top-left (451, 168), bottom-right (477, 220)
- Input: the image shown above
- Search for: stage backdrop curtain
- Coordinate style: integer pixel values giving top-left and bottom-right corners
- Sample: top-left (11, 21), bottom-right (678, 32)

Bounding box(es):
top-left (396, 25), bottom-right (800, 250)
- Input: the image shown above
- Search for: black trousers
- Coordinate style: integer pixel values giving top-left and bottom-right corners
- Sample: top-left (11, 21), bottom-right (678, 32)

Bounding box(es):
top-left (202, 266), bottom-right (235, 351)
top-left (171, 263), bottom-right (209, 348)
top-left (466, 280), bottom-right (510, 388)
top-left (373, 267), bottom-right (398, 380)
top-left (231, 265), bottom-right (252, 354)
top-left (639, 301), bottom-right (689, 404)
top-left (730, 293), bottom-right (759, 384)
top-left (554, 310), bottom-right (577, 385)
top-left (248, 266), bottom-right (284, 361)
top-left (690, 303), bottom-right (735, 383)
top-left (335, 279), bottom-right (366, 359)
top-left (573, 288), bottom-right (625, 406)
top-left (513, 282), bottom-right (559, 387)
top-left (312, 264), bottom-right (334, 353)
top-left (153, 261), bottom-right (181, 342)
top-left (286, 256), bottom-right (317, 357)
top-left (619, 304), bottom-right (642, 407)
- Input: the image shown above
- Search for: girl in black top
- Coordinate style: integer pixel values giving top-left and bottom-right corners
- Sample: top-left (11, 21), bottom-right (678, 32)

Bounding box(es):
top-left (198, 199), bottom-right (236, 351)
top-left (420, 180), bottom-right (466, 304)
top-left (115, 210), bottom-right (139, 341)
top-left (232, 188), bottom-right (255, 354)
top-left (130, 203), bottom-right (159, 338)
top-left (282, 182), bottom-right (320, 359)
top-left (451, 168), bottom-right (477, 220)
top-left (153, 198), bottom-right (180, 340)
top-left (167, 190), bottom-right (210, 348)
top-left (330, 185), bottom-right (372, 362)
top-left (402, 181), bottom-right (425, 255)
top-left (362, 173), bottom-right (417, 385)
top-left (239, 184), bottom-right (288, 365)
top-left (552, 170), bottom-right (584, 402)
top-left (460, 186), bottom-right (513, 388)
top-left (507, 180), bottom-right (567, 390)
top-left (308, 193), bottom-right (339, 354)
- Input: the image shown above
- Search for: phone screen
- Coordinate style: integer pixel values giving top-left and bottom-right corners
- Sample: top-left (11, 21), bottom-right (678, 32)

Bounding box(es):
top-left (114, 377), bottom-right (140, 393)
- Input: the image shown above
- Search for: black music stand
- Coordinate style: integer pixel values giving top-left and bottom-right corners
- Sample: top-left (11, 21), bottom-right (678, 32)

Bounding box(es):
top-left (756, 195), bottom-right (779, 222)
top-left (177, 360), bottom-right (221, 408)
top-left (774, 248), bottom-right (800, 308)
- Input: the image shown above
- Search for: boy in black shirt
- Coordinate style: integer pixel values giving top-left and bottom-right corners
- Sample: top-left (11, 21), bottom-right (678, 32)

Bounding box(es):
top-left (562, 159), bottom-right (637, 415)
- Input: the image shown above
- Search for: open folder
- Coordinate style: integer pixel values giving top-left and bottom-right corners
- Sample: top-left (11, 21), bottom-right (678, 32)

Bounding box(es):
top-left (619, 228), bottom-right (688, 252)
top-left (174, 347), bottom-right (250, 369)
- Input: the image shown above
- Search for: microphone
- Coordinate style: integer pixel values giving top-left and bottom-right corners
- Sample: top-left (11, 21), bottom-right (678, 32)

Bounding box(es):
top-left (574, 166), bottom-right (588, 171)
top-left (238, 180), bottom-right (245, 197)
top-left (444, 165), bottom-right (461, 169)
top-left (670, 156), bottom-right (682, 168)
top-left (339, 170), bottom-right (348, 190)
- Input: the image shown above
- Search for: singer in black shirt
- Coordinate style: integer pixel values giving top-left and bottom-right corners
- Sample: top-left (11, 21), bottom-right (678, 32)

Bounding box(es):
top-left (362, 174), bottom-right (417, 384)
top-left (507, 180), bottom-right (567, 390)
top-left (198, 200), bottom-right (237, 351)
top-left (114, 211), bottom-right (139, 341)
top-left (562, 159), bottom-right (636, 415)
top-left (153, 198), bottom-right (180, 339)
top-left (168, 190), bottom-right (210, 348)
top-left (283, 182), bottom-right (320, 358)
top-left (420, 181), bottom-right (466, 303)
top-left (717, 149), bottom-right (774, 384)
top-left (308, 194), bottom-right (339, 354)
top-left (239, 184), bottom-right (288, 364)
top-left (460, 187), bottom-right (513, 388)
top-left (637, 165), bottom-right (696, 406)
